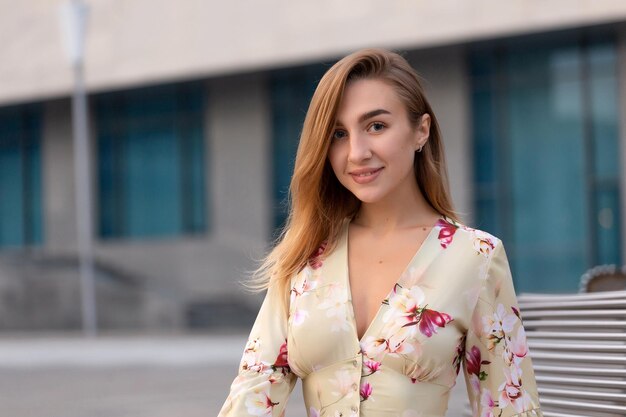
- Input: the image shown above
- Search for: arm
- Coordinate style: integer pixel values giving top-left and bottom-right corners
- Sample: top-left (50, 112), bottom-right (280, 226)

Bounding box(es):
top-left (463, 239), bottom-right (543, 417)
top-left (218, 282), bottom-right (298, 417)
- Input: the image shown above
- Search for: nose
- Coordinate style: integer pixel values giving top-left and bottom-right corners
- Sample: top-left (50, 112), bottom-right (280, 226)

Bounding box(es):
top-left (347, 133), bottom-right (372, 163)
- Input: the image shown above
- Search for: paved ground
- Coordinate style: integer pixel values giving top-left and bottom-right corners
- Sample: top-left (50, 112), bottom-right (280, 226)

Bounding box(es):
top-left (0, 333), bottom-right (468, 417)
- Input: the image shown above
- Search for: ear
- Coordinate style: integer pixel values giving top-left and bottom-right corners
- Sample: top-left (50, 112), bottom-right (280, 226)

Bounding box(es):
top-left (414, 113), bottom-right (431, 150)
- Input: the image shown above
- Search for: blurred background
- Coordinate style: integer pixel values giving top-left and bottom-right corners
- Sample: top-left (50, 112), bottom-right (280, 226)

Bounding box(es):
top-left (0, 1), bottom-right (624, 416)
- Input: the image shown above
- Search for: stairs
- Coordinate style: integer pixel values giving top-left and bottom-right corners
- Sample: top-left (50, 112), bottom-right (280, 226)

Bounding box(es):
top-left (0, 252), bottom-right (181, 330)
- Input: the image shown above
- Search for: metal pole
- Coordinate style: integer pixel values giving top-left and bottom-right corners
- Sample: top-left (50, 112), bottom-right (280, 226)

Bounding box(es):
top-left (72, 56), bottom-right (98, 337)
top-left (62, 0), bottom-right (97, 336)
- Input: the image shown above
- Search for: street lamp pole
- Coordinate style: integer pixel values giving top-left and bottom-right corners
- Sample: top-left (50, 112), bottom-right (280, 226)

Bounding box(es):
top-left (60, 0), bottom-right (97, 336)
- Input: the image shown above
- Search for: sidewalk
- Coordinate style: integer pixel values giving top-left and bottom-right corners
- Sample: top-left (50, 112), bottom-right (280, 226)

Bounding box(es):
top-left (0, 333), bottom-right (243, 367)
top-left (0, 333), bottom-right (468, 417)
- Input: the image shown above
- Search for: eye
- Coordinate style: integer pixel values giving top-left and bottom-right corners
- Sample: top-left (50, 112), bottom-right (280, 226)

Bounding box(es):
top-left (368, 122), bottom-right (386, 133)
top-left (332, 129), bottom-right (347, 140)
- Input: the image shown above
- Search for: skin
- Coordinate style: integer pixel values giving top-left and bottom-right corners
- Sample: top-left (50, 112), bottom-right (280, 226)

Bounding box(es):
top-left (327, 78), bottom-right (443, 339)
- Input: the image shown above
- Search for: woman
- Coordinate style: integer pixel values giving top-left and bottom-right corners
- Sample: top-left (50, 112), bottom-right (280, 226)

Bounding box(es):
top-left (218, 48), bottom-right (542, 417)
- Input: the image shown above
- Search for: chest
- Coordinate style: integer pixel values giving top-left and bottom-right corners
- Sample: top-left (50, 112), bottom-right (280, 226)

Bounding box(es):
top-left (347, 226), bottom-right (433, 337)
top-left (287, 223), bottom-right (479, 379)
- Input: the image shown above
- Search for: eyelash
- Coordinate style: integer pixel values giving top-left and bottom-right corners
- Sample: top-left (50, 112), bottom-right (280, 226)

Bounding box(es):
top-left (332, 129), bottom-right (347, 140)
top-left (369, 122), bottom-right (386, 132)
top-left (331, 122), bottom-right (386, 140)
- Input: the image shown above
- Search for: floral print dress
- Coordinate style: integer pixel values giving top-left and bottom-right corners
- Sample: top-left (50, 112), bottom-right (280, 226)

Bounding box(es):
top-left (218, 215), bottom-right (543, 417)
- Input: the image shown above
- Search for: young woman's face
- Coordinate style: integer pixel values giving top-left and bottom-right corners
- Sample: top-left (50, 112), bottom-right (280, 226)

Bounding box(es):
top-left (327, 78), bottom-right (430, 204)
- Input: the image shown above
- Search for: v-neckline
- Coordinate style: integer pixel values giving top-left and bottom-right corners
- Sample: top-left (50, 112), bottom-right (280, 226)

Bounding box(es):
top-left (343, 215), bottom-right (444, 343)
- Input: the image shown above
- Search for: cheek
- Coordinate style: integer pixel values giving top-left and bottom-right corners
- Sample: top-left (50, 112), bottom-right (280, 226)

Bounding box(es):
top-left (388, 143), bottom-right (416, 174)
top-left (327, 144), bottom-right (345, 177)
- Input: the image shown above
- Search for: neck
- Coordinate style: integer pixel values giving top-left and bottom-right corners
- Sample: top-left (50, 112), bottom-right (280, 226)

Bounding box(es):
top-left (353, 180), bottom-right (440, 232)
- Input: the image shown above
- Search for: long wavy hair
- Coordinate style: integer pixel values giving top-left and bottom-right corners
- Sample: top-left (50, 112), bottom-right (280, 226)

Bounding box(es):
top-left (246, 48), bottom-right (461, 314)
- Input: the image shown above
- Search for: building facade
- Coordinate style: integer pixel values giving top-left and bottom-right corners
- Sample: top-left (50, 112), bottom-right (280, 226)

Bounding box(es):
top-left (1, 1), bottom-right (625, 329)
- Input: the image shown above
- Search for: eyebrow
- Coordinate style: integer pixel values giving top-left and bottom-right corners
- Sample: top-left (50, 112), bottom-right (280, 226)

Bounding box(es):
top-left (335, 108), bottom-right (392, 126)
top-left (359, 108), bottom-right (391, 123)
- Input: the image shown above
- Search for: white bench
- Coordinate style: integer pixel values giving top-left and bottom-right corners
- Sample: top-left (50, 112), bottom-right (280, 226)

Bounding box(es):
top-left (517, 290), bottom-right (626, 417)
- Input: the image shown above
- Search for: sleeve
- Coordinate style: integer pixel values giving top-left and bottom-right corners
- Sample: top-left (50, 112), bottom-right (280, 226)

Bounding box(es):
top-left (217, 282), bottom-right (298, 417)
top-left (462, 239), bottom-right (543, 417)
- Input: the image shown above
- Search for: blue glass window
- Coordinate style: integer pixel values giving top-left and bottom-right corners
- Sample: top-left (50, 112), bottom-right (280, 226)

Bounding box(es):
top-left (95, 82), bottom-right (207, 240)
top-left (471, 35), bottom-right (621, 293)
top-left (0, 104), bottom-right (43, 248)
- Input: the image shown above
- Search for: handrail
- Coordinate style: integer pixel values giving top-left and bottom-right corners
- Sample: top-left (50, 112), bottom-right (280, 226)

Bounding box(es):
top-left (521, 309), bottom-right (626, 318)
top-left (526, 331), bottom-right (626, 340)
top-left (533, 364), bottom-right (626, 377)
top-left (519, 290), bottom-right (626, 301)
top-left (528, 342), bottom-right (626, 353)
top-left (535, 375), bottom-right (626, 389)
top-left (522, 319), bottom-right (626, 328)
top-left (531, 351), bottom-right (626, 363)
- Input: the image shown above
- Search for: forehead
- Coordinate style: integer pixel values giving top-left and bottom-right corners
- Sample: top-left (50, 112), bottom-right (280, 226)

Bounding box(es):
top-left (335, 78), bottom-right (405, 121)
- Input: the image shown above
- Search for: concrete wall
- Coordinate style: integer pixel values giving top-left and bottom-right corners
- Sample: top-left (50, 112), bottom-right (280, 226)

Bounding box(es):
top-left (42, 99), bottom-right (78, 251)
top-left (32, 73), bottom-right (274, 328)
top-left (2, 0), bottom-right (626, 106)
top-left (209, 74), bottom-right (272, 245)
top-left (408, 47), bottom-right (473, 224)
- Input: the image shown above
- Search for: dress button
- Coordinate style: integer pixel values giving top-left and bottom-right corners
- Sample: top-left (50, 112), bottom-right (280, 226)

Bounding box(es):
top-left (351, 405), bottom-right (359, 413)
top-left (352, 360), bottom-right (359, 367)
top-left (352, 382), bottom-right (358, 391)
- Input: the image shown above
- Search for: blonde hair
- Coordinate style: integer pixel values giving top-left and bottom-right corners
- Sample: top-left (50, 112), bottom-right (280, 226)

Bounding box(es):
top-left (245, 48), bottom-right (461, 314)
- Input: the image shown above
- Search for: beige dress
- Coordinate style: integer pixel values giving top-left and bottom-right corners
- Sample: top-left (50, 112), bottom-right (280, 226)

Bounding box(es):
top-left (218, 215), bottom-right (543, 417)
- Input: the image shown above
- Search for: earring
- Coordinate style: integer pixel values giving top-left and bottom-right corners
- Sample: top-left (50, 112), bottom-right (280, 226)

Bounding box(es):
top-left (417, 144), bottom-right (424, 153)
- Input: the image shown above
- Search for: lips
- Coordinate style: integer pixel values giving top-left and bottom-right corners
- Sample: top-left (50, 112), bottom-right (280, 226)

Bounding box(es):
top-left (349, 167), bottom-right (383, 184)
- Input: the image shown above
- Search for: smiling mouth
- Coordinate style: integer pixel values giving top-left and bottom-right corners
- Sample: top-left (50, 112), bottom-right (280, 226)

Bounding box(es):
top-left (350, 168), bottom-right (383, 177)
top-left (348, 167), bottom-right (383, 184)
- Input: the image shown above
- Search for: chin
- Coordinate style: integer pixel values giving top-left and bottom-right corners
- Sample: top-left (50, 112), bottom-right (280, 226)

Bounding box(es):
top-left (348, 189), bottom-right (386, 204)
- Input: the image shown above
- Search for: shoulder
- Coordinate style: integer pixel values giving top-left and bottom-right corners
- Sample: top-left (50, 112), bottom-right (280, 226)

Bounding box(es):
top-left (438, 216), bottom-right (501, 259)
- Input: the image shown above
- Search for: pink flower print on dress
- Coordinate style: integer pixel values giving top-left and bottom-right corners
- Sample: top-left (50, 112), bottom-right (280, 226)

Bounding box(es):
top-left (483, 303), bottom-right (517, 351)
top-left (243, 337), bottom-right (261, 356)
top-left (360, 382), bottom-right (373, 401)
top-left (385, 284), bottom-right (454, 337)
top-left (511, 326), bottom-right (528, 358)
top-left (290, 269), bottom-right (319, 323)
top-left (465, 346), bottom-right (482, 377)
top-left (387, 327), bottom-right (421, 356)
top-left (418, 308), bottom-right (453, 337)
top-left (504, 326), bottom-right (529, 366)
top-left (308, 241), bottom-right (328, 269)
top-left (242, 338), bottom-right (267, 373)
top-left (436, 218), bottom-right (457, 248)
top-left (363, 359), bottom-right (381, 375)
top-left (291, 272), bottom-right (318, 299)
top-left (329, 368), bottom-right (359, 399)
top-left (453, 336), bottom-right (465, 375)
top-left (473, 231), bottom-right (496, 257)
top-left (498, 365), bottom-right (533, 413)
top-left (384, 284), bottom-right (423, 326)
top-left (480, 389), bottom-right (497, 417)
top-left (465, 345), bottom-right (490, 380)
top-left (290, 308), bottom-right (309, 326)
top-left (360, 336), bottom-right (388, 362)
top-left (317, 282), bottom-right (351, 332)
top-left (245, 388), bottom-right (278, 417)
top-left (273, 340), bottom-right (290, 373)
